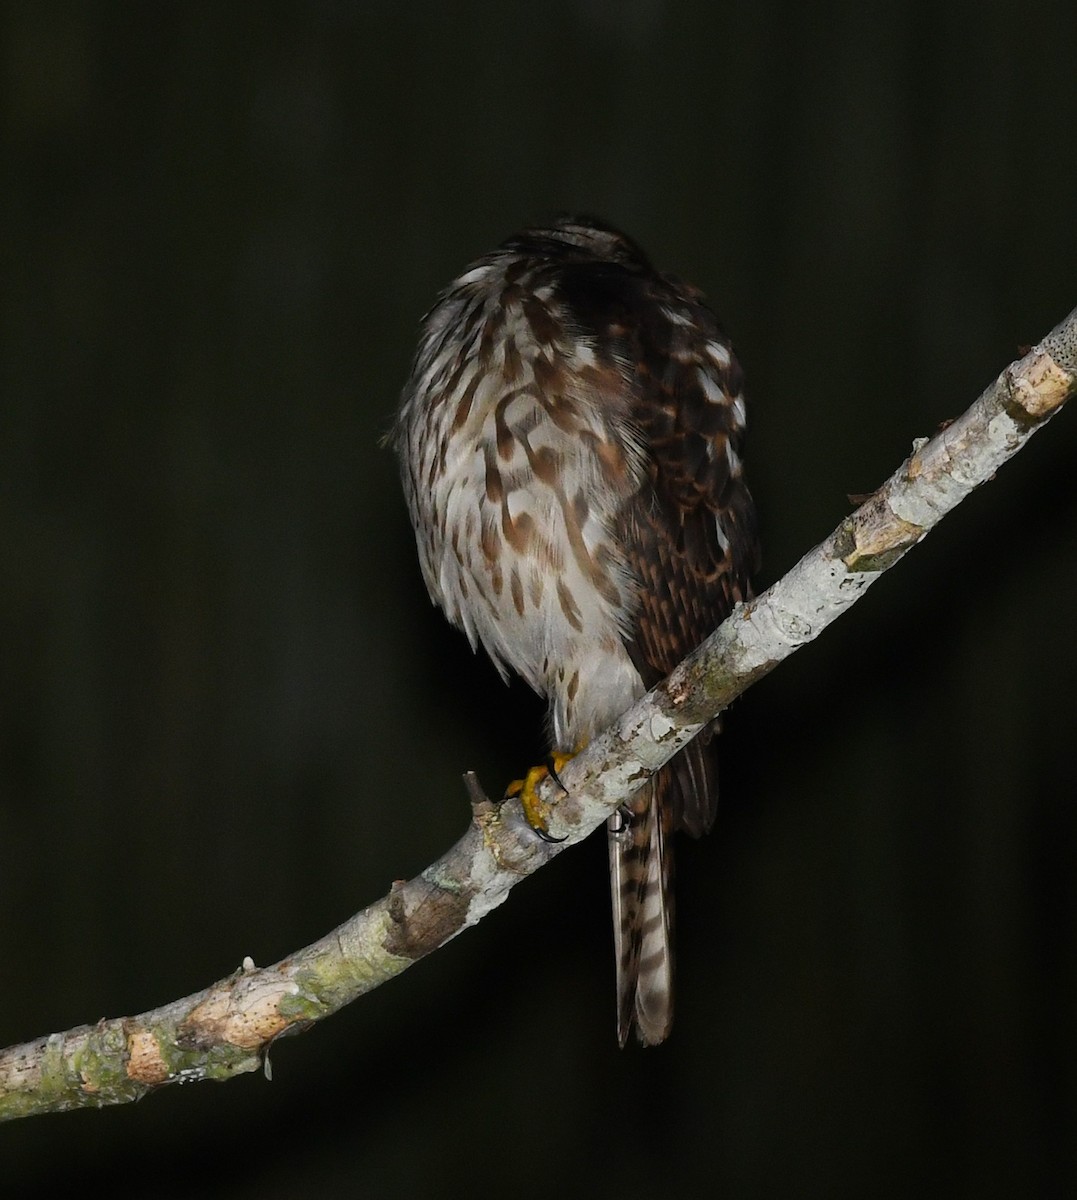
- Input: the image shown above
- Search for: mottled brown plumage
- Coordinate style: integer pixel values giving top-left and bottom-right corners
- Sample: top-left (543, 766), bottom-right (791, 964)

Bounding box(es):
top-left (390, 215), bottom-right (757, 1045)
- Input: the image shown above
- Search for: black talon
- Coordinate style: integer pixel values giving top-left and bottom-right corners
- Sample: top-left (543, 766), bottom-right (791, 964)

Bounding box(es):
top-left (533, 824), bottom-right (568, 844)
top-left (545, 755), bottom-right (570, 794)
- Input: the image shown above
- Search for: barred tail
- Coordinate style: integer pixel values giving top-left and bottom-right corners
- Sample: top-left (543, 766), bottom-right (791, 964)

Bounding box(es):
top-left (608, 776), bottom-right (675, 1047)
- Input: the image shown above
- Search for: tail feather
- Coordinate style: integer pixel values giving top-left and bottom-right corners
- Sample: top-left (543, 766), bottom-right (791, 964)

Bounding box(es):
top-left (608, 776), bottom-right (675, 1047)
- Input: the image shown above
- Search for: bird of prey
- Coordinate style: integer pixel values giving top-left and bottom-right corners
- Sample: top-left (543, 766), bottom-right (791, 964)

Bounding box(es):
top-left (389, 215), bottom-right (757, 1046)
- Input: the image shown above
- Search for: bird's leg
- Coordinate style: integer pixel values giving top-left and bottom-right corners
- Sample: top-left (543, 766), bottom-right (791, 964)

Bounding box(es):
top-left (504, 745), bottom-right (584, 843)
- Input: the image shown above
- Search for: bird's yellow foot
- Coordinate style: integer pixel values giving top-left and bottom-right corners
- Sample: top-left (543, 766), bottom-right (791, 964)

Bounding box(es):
top-left (504, 750), bottom-right (577, 843)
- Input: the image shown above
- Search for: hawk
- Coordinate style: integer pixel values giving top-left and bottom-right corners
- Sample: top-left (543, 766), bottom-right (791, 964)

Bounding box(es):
top-left (390, 215), bottom-right (757, 1046)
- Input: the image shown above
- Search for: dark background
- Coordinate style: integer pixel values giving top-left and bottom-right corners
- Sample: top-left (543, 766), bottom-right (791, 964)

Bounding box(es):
top-left (3, 2), bottom-right (1075, 1196)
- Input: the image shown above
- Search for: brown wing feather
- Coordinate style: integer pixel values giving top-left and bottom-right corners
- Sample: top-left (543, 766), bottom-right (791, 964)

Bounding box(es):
top-left (614, 268), bottom-right (757, 834)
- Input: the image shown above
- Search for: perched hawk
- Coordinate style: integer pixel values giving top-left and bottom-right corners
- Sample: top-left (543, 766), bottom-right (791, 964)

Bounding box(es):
top-left (390, 215), bottom-right (757, 1046)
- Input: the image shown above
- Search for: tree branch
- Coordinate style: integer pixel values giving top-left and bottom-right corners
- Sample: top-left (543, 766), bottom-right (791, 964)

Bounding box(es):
top-left (2, 307), bottom-right (1073, 1123)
